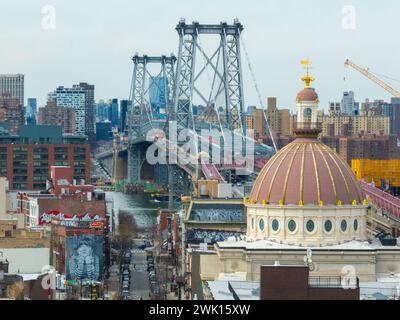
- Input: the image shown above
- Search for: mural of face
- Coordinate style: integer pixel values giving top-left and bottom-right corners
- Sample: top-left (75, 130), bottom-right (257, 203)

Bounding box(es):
top-left (78, 244), bottom-right (93, 258)
top-left (67, 235), bottom-right (102, 282)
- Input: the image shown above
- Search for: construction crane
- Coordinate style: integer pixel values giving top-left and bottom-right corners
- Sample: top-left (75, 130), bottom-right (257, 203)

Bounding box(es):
top-left (344, 59), bottom-right (400, 98)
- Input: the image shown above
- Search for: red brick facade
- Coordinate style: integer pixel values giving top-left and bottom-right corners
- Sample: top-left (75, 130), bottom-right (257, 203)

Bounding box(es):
top-left (0, 144), bottom-right (90, 190)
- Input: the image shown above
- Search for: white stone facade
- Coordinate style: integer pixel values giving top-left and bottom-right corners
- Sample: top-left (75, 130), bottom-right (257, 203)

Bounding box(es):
top-left (246, 204), bottom-right (368, 246)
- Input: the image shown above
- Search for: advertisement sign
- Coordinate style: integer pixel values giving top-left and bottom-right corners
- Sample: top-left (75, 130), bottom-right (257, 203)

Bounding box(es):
top-left (58, 219), bottom-right (104, 229)
top-left (39, 211), bottom-right (103, 225)
top-left (65, 235), bottom-right (104, 281)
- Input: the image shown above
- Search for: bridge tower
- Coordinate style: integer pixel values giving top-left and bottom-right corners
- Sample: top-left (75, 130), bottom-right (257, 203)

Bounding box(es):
top-left (127, 54), bottom-right (176, 184)
top-left (167, 19), bottom-right (248, 208)
top-left (173, 18), bottom-right (246, 133)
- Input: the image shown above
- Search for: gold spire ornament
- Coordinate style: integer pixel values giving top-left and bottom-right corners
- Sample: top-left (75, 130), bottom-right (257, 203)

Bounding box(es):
top-left (300, 59), bottom-right (315, 88)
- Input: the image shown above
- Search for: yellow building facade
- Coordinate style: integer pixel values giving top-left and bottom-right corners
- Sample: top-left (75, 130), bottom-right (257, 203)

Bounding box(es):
top-left (352, 159), bottom-right (400, 187)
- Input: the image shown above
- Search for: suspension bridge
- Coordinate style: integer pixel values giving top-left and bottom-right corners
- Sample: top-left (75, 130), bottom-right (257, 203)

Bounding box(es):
top-left (96, 19), bottom-right (276, 208)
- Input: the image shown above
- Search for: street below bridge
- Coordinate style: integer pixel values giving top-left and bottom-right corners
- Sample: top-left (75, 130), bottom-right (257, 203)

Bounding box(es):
top-left (130, 244), bottom-right (150, 300)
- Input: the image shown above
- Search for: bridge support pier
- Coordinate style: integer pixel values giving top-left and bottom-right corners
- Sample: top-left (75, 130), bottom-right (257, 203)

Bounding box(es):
top-left (168, 165), bottom-right (191, 209)
top-left (128, 144), bottom-right (145, 184)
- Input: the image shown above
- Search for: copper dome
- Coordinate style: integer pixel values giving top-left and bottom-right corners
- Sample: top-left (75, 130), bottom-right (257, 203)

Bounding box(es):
top-left (250, 138), bottom-right (364, 206)
top-left (296, 87), bottom-right (319, 102)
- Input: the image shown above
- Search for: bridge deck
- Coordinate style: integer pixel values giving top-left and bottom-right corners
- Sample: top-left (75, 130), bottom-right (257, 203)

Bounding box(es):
top-left (361, 181), bottom-right (400, 218)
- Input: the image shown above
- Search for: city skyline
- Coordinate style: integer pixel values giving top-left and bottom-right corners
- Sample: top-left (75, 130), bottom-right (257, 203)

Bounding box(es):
top-left (1, 1), bottom-right (400, 304)
top-left (0, 0), bottom-right (399, 110)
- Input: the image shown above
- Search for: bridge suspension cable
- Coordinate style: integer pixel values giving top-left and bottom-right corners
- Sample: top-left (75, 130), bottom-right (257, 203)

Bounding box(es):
top-left (240, 32), bottom-right (278, 153)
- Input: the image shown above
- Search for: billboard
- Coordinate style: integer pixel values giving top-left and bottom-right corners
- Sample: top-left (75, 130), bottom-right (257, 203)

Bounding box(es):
top-left (66, 235), bottom-right (103, 281)
top-left (39, 211), bottom-right (103, 225)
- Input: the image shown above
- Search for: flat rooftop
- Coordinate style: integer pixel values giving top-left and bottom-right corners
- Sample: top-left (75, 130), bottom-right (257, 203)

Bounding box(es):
top-left (216, 238), bottom-right (400, 251)
top-left (208, 275), bottom-right (400, 300)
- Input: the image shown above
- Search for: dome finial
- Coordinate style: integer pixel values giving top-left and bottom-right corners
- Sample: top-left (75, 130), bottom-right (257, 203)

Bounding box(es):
top-left (300, 59), bottom-right (315, 88)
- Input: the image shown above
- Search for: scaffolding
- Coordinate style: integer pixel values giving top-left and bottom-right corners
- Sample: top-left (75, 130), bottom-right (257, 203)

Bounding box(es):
top-left (352, 159), bottom-right (400, 187)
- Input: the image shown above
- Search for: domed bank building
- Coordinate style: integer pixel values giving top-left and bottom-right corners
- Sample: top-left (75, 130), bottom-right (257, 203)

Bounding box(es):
top-left (196, 62), bottom-right (400, 296)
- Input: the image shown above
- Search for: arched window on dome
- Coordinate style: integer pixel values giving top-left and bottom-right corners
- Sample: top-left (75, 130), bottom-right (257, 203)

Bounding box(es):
top-left (303, 107), bottom-right (312, 122)
top-left (324, 220), bottom-right (333, 233)
top-left (306, 220), bottom-right (315, 233)
top-left (259, 218), bottom-right (265, 232)
top-left (271, 219), bottom-right (279, 232)
top-left (288, 220), bottom-right (297, 233)
top-left (340, 219), bottom-right (348, 233)
top-left (353, 219), bottom-right (358, 232)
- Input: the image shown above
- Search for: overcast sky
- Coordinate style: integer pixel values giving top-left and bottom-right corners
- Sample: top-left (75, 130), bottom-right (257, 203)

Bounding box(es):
top-left (0, 0), bottom-right (399, 112)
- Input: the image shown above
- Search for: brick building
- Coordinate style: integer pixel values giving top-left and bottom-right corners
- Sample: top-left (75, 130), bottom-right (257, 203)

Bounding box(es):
top-left (17, 166), bottom-right (106, 228)
top-left (0, 125), bottom-right (90, 190)
top-left (49, 219), bottom-right (106, 299)
top-left (260, 265), bottom-right (359, 300)
top-left (271, 132), bottom-right (398, 166)
top-left (266, 97), bottom-right (290, 136)
top-left (0, 74), bottom-right (24, 106)
top-left (0, 93), bottom-right (24, 134)
top-left (321, 133), bottom-right (398, 164)
top-left (156, 209), bottom-right (180, 265)
top-left (38, 99), bottom-right (76, 134)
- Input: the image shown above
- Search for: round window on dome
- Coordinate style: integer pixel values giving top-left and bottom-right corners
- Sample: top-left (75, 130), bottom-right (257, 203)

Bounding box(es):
top-left (353, 219), bottom-right (358, 231)
top-left (324, 220), bottom-right (333, 233)
top-left (288, 220), bottom-right (297, 233)
top-left (259, 218), bottom-right (265, 231)
top-left (306, 220), bottom-right (315, 233)
top-left (341, 219), bottom-right (348, 232)
top-left (271, 219), bottom-right (279, 232)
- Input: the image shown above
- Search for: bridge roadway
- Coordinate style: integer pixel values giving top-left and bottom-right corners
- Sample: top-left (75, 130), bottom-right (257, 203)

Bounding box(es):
top-left (361, 181), bottom-right (400, 218)
top-left (95, 128), bottom-right (259, 182)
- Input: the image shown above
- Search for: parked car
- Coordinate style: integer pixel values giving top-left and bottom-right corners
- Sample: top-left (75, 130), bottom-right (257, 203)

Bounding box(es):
top-left (147, 257), bottom-right (154, 264)
top-left (145, 248), bottom-right (154, 260)
top-left (149, 274), bottom-right (157, 282)
top-left (150, 282), bottom-right (160, 293)
top-left (147, 265), bottom-right (155, 272)
top-left (122, 280), bottom-right (129, 287)
top-left (152, 287), bottom-right (160, 295)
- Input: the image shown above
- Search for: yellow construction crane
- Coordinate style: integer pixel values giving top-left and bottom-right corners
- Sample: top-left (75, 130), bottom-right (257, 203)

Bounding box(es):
top-left (344, 59), bottom-right (400, 98)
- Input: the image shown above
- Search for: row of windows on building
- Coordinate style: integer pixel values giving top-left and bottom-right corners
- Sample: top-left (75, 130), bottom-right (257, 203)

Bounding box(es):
top-left (1, 168), bottom-right (85, 174)
top-left (0, 147), bottom-right (87, 153)
top-left (0, 154), bottom-right (87, 160)
top-left (250, 217), bottom-right (359, 234)
top-left (12, 183), bottom-right (46, 190)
